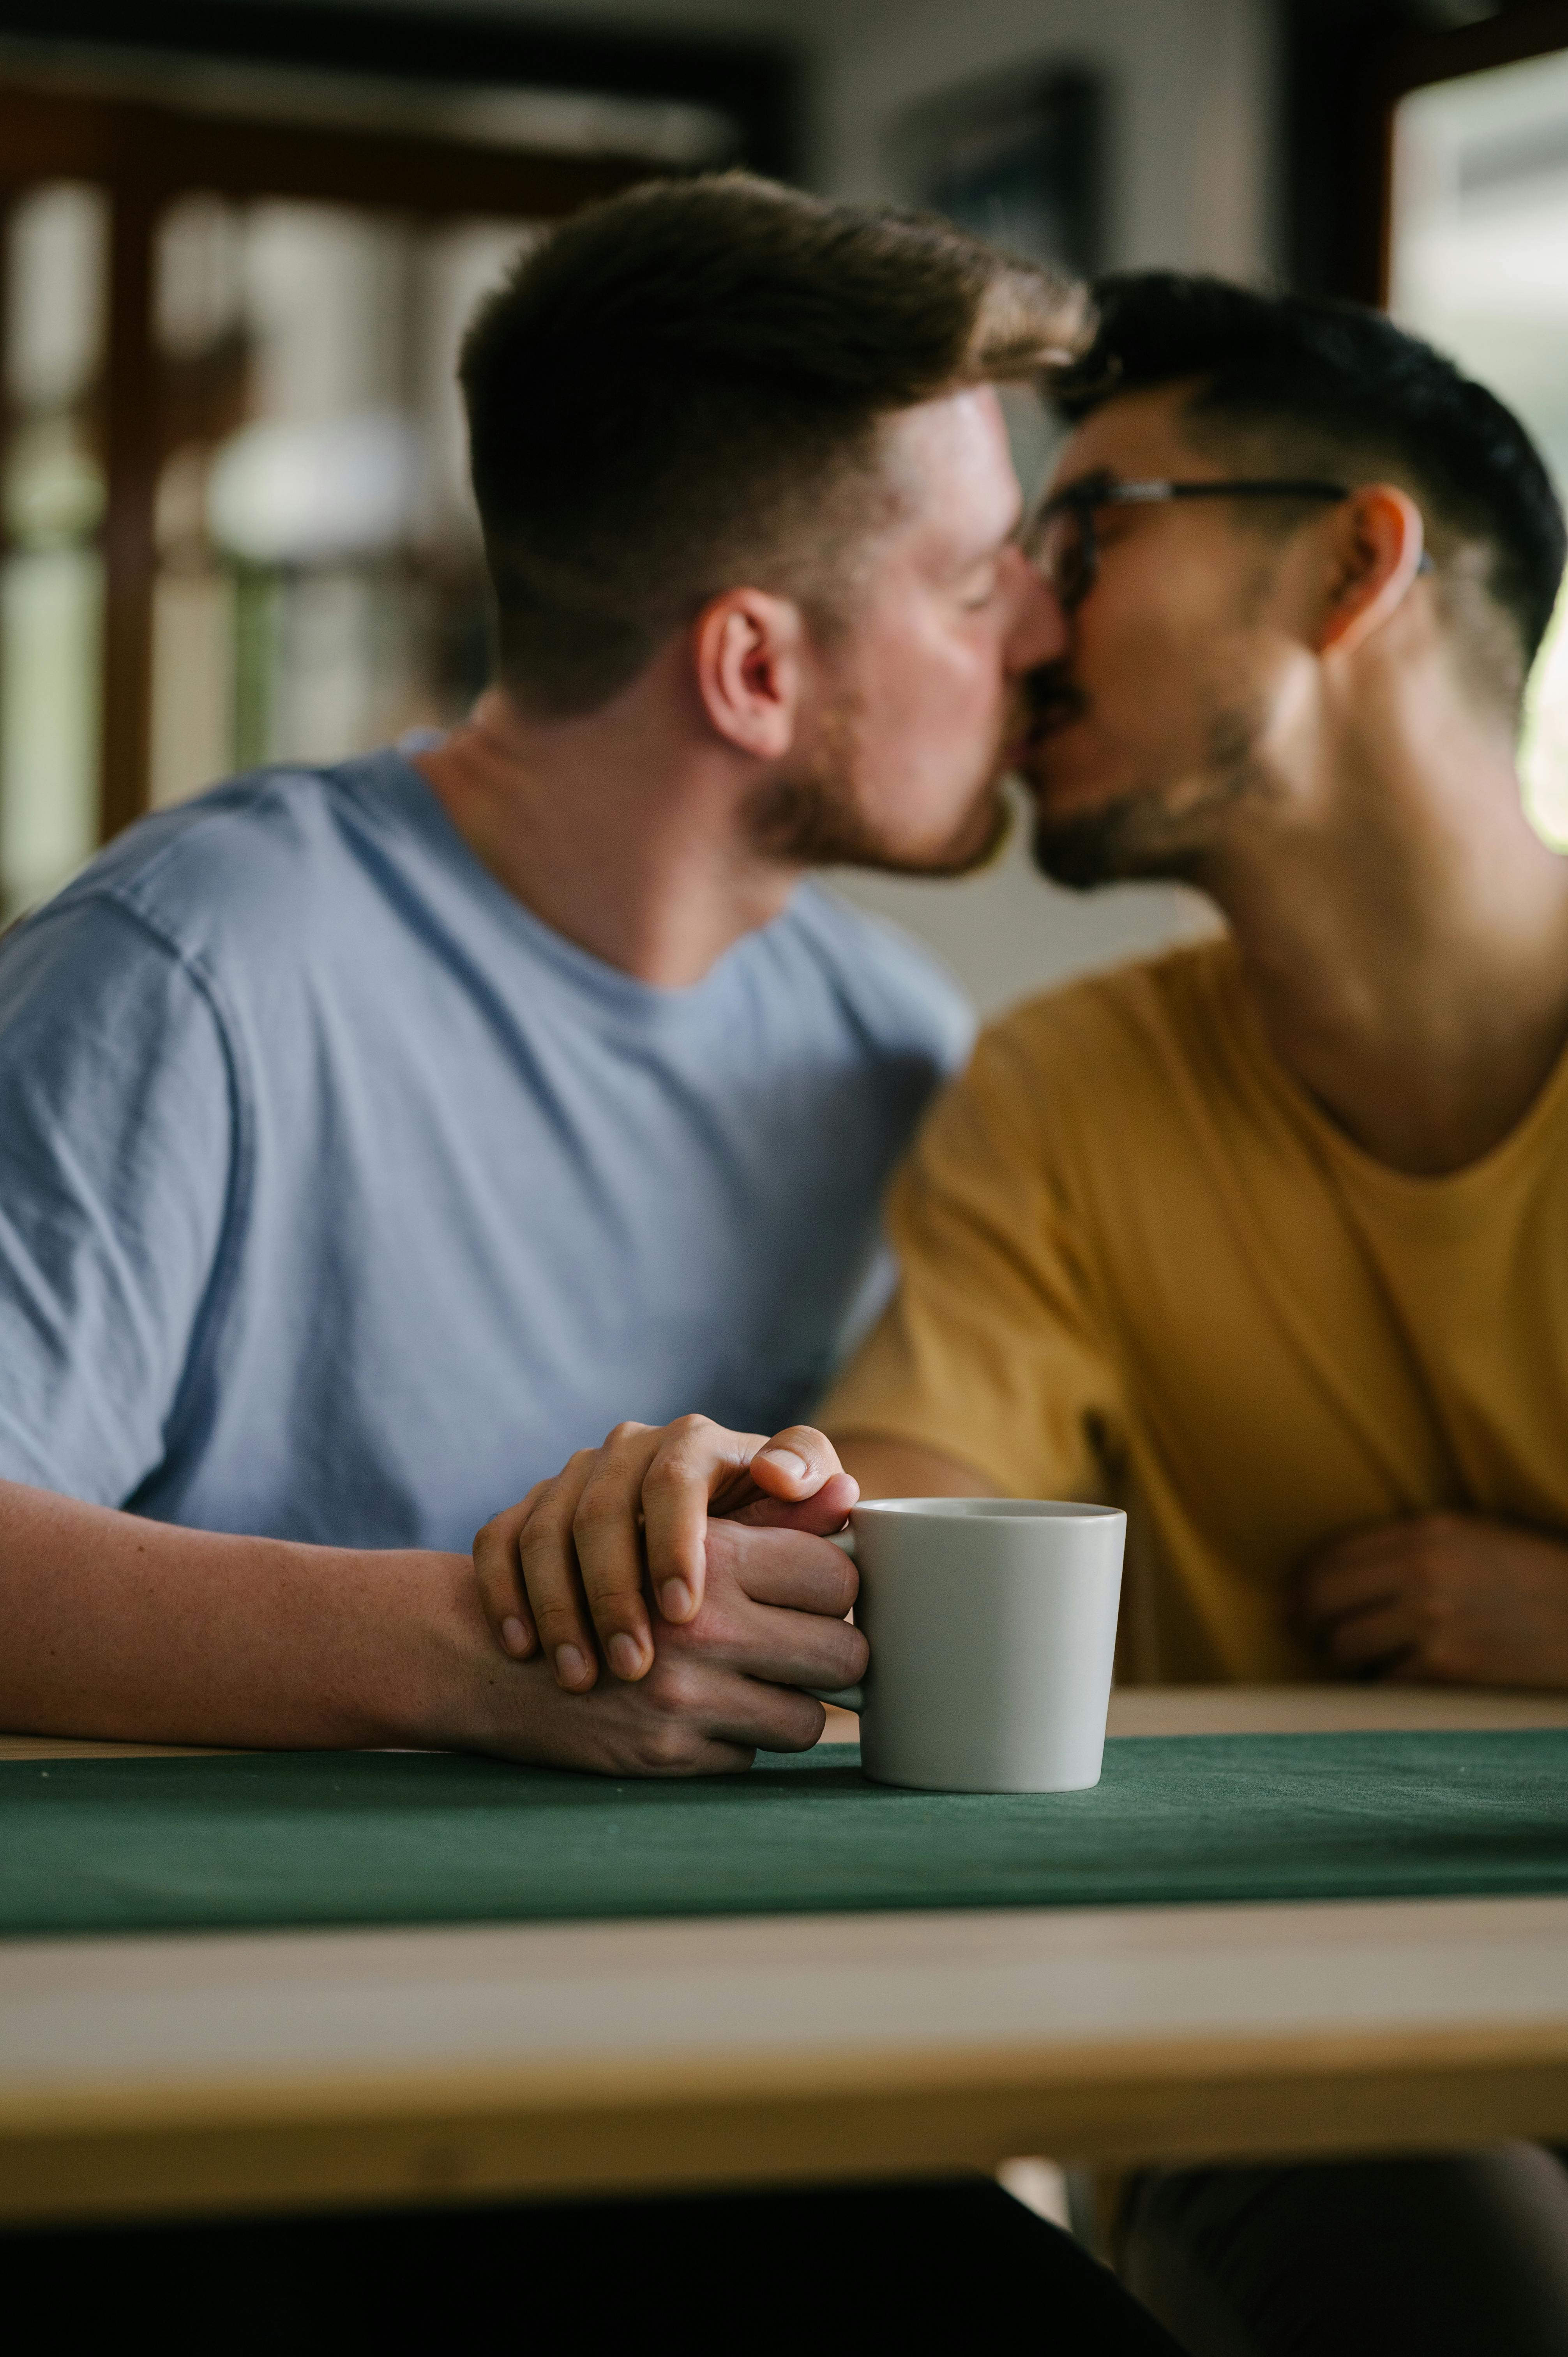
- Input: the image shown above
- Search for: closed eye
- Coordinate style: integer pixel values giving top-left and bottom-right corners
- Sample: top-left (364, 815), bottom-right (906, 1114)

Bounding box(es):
top-left (958, 560), bottom-right (1002, 610)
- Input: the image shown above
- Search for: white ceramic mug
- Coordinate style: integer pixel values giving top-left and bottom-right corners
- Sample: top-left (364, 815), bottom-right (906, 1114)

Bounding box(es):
top-left (814, 1498), bottom-right (1126, 1792)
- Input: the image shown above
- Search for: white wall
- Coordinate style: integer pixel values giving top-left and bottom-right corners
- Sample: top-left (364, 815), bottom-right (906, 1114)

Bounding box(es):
top-left (813, 0), bottom-right (1273, 274)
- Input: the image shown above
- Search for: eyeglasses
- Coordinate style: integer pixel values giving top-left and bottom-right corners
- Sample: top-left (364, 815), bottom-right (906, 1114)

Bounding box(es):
top-left (1028, 470), bottom-right (1430, 611)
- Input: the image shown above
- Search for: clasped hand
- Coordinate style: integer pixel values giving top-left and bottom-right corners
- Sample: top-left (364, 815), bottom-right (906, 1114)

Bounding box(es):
top-left (1295, 1510), bottom-right (1568, 1688)
top-left (470, 1416), bottom-right (864, 1773)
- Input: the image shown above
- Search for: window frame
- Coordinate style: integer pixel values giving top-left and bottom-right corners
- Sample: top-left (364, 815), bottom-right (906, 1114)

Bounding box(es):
top-left (0, 73), bottom-right (693, 843)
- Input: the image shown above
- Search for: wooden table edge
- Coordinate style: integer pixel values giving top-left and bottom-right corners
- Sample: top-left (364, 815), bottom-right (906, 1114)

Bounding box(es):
top-left (6, 1683), bottom-right (1567, 2224)
top-left (5, 2018), bottom-right (1568, 2228)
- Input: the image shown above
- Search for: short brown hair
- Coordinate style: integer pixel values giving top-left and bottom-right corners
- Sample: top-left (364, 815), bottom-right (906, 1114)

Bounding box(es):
top-left (461, 172), bottom-right (1084, 715)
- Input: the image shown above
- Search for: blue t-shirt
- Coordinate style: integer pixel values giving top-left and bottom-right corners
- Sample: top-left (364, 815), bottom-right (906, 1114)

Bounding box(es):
top-left (0, 748), bottom-right (970, 1550)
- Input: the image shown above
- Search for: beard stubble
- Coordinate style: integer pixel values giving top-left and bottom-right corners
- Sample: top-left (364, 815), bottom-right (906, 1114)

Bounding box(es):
top-left (1026, 667), bottom-right (1275, 892)
top-left (742, 684), bottom-right (1014, 877)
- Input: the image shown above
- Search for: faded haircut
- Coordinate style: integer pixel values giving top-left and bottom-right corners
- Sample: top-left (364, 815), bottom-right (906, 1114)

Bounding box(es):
top-left (461, 171), bottom-right (1086, 716)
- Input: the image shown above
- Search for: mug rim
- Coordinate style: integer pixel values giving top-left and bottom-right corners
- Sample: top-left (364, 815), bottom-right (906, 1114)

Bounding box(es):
top-left (850, 1496), bottom-right (1123, 1523)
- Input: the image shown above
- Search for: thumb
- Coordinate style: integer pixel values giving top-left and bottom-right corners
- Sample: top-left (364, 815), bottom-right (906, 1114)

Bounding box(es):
top-left (745, 1425), bottom-right (846, 1505)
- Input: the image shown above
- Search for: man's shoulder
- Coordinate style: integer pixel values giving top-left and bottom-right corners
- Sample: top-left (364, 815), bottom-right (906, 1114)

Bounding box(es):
top-left (43, 751), bottom-right (411, 966)
top-left (768, 883), bottom-right (975, 1072)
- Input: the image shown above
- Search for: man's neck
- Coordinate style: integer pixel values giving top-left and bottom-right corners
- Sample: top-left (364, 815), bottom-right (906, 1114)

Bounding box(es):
top-left (411, 686), bottom-right (798, 991)
top-left (1204, 703), bottom-right (1568, 1177)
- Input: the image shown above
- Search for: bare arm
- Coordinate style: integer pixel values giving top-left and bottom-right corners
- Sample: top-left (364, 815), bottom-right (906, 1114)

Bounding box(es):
top-left (0, 1477), bottom-right (486, 1750)
top-left (0, 1477), bottom-right (864, 1771)
top-left (472, 1418), bottom-right (995, 1679)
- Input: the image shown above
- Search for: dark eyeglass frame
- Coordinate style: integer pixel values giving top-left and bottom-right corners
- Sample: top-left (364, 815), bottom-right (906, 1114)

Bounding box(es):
top-left (1029, 470), bottom-right (1433, 609)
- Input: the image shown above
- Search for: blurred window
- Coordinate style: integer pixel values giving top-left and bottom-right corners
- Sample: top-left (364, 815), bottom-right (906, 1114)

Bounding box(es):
top-left (0, 72), bottom-right (715, 919)
top-left (1, 184), bottom-right (106, 914)
top-left (1390, 48), bottom-right (1568, 842)
top-left (150, 200), bottom-right (533, 808)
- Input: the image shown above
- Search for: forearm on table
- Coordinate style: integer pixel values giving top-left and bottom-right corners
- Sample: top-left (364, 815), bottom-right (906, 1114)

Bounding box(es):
top-left (0, 1478), bottom-right (501, 1751)
top-left (829, 1433), bottom-right (995, 1499)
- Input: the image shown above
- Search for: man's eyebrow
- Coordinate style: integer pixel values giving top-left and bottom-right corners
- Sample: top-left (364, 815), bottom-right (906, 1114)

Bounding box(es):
top-left (949, 525), bottom-right (1019, 572)
top-left (937, 482), bottom-right (1024, 571)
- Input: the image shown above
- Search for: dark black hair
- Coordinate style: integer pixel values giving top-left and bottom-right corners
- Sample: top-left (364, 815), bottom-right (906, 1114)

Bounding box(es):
top-left (461, 172), bottom-right (1079, 716)
top-left (1051, 272), bottom-right (1565, 700)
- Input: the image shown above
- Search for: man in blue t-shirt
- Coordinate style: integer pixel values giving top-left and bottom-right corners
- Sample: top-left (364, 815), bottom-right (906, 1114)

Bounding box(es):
top-left (0, 175), bottom-right (1074, 1776)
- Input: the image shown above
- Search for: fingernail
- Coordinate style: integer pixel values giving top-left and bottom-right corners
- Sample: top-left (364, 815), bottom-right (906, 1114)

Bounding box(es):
top-left (659, 1577), bottom-right (694, 1621)
top-left (758, 1447), bottom-right (808, 1481)
top-left (555, 1644), bottom-right (588, 1687)
top-left (607, 1632), bottom-right (644, 1679)
top-left (501, 1616), bottom-right (529, 1656)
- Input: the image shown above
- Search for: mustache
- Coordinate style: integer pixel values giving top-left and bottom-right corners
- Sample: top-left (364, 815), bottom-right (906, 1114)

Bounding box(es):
top-left (1004, 664), bottom-right (1087, 783)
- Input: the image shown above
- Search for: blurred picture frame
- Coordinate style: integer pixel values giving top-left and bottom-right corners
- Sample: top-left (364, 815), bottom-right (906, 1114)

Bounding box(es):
top-left (893, 64), bottom-right (1105, 278)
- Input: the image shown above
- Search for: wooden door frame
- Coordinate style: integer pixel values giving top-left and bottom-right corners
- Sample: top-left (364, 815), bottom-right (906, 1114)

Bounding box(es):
top-left (1281, 1), bottom-right (1568, 306)
top-left (0, 76), bottom-right (655, 841)
top-left (0, 0), bottom-right (803, 182)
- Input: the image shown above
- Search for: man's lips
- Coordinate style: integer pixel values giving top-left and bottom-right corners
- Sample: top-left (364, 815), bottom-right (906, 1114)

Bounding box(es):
top-left (1004, 675), bottom-right (1088, 773)
top-left (1025, 665), bottom-right (1087, 730)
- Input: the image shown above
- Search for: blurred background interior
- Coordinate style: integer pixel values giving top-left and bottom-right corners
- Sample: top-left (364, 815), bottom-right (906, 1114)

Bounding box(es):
top-left (0, 0), bottom-right (1564, 1014)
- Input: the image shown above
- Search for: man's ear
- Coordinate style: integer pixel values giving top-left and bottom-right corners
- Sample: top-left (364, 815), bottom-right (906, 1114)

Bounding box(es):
top-left (692, 588), bottom-right (805, 760)
top-left (1316, 484), bottom-right (1427, 659)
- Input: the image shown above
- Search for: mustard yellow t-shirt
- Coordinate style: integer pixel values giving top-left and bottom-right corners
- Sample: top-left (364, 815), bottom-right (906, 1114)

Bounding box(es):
top-left (823, 937), bottom-right (1568, 1685)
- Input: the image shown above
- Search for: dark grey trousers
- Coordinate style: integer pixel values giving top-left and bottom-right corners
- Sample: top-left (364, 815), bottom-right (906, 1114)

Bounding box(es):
top-left (1119, 2147), bottom-right (1568, 2356)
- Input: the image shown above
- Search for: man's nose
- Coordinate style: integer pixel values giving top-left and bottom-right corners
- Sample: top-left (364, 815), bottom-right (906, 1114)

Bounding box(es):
top-left (1003, 549), bottom-right (1068, 673)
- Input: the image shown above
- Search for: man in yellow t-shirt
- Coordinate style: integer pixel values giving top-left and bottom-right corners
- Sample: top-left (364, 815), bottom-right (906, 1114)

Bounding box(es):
top-left (487, 276), bottom-right (1568, 2353)
top-left (823, 924), bottom-right (1568, 1691)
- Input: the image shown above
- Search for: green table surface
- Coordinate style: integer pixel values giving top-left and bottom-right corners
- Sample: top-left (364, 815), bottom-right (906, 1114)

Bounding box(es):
top-left (4, 1732), bottom-right (1567, 1940)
